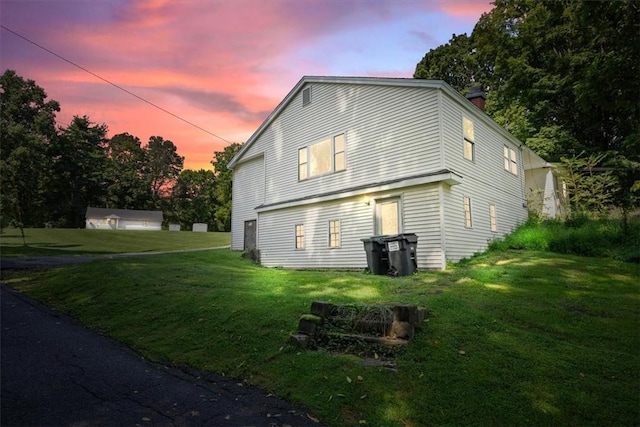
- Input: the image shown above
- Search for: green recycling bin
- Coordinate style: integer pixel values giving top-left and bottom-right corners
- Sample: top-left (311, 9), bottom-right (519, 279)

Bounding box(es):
top-left (385, 233), bottom-right (418, 276)
top-left (361, 235), bottom-right (389, 275)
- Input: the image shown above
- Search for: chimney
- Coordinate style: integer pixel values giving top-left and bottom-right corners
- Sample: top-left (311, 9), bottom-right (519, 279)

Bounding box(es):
top-left (466, 85), bottom-right (486, 111)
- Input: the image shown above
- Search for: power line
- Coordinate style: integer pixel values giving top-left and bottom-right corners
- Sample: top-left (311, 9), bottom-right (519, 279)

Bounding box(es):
top-left (1, 25), bottom-right (233, 144)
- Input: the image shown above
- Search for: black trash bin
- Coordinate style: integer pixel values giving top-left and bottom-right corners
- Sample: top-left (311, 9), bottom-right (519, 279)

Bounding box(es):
top-left (385, 233), bottom-right (418, 276)
top-left (361, 235), bottom-right (389, 275)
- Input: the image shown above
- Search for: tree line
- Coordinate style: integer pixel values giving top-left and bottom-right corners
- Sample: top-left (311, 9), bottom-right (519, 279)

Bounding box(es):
top-left (0, 69), bottom-right (241, 231)
top-left (414, 0), bottom-right (639, 218)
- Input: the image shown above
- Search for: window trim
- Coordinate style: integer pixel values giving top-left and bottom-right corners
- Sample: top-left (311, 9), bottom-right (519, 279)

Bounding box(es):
top-left (463, 196), bottom-right (472, 228)
top-left (328, 219), bottom-right (341, 248)
top-left (295, 224), bottom-right (305, 250)
top-left (298, 133), bottom-right (346, 181)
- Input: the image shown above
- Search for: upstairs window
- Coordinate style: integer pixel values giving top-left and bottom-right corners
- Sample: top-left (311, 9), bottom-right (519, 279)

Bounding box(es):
top-left (298, 148), bottom-right (308, 180)
top-left (298, 133), bottom-right (346, 180)
top-left (334, 134), bottom-right (345, 172)
top-left (463, 117), bottom-right (475, 161)
top-left (504, 146), bottom-right (518, 175)
top-left (302, 87), bottom-right (312, 106)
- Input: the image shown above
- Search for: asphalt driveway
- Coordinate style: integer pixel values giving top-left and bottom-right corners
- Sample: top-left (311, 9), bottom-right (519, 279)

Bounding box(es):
top-left (1, 285), bottom-right (321, 426)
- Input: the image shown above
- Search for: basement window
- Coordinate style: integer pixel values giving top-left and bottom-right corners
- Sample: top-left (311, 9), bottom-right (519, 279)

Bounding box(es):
top-left (489, 204), bottom-right (497, 232)
top-left (295, 224), bottom-right (305, 249)
top-left (463, 196), bottom-right (472, 228)
top-left (328, 220), bottom-right (341, 248)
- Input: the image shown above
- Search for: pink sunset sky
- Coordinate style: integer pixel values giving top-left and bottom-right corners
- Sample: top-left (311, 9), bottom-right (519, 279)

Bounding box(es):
top-left (1, 0), bottom-right (493, 170)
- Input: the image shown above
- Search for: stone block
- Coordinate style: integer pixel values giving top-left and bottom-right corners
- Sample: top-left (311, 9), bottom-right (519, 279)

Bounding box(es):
top-left (393, 305), bottom-right (419, 324)
top-left (391, 320), bottom-right (415, 340)
top-left (310, 301), bottom-right (335, 318)
top-left (298, 318), bottom-right (318, 335)
top-left (289, 333), bottom-right (310, 349)
top-left (417, 307), bottom-right (427, 323)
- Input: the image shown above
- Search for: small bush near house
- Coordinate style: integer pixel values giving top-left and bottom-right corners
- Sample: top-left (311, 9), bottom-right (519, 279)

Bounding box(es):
top-left (488, 215), bottom-right (640, 262)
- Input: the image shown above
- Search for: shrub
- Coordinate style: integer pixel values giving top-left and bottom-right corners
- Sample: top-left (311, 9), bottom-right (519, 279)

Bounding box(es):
top-left (488, 216), bottom-right (639, 262)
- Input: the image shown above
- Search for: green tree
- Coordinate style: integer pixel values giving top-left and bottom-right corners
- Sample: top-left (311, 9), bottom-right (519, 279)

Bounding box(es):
top-left (0, 70), bottom-right (59, 235)
top-left (414, 33), bottom-right (478, 93)
top-left (169, 169), bottom-right (217, 230)
top-left (104, 133), bottom-right (150, 209)
top-left (145, 136), bottom-right (184, 204)
top-left (558, 152), bottom-right (619, 216)
top-left (211, 142), bottom-right (242, 231)
top-left (48, 116), bottom-right (109, 227)
top-left (414, 0), bottom-right (640, 212)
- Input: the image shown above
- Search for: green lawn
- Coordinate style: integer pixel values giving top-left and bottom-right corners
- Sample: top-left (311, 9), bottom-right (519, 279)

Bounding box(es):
top-left (0, 228), bottom-right (230, 256)
top-left (2, 238), bottom-right (638, 426)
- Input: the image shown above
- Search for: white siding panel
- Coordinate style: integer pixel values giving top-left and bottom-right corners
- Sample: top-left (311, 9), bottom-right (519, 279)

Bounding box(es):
top-left (401, 184), bottom-right (445, 270)
top-left (440, 93), bottom-right (528, 262)
top-left (259, 198), bottom-right (374, 268)
top-left (231, 156), bottom-right (265, 250)
top-left (261, 83), bottom-right (442, 206)
top-left (258, 184), bottom-right (445, 270)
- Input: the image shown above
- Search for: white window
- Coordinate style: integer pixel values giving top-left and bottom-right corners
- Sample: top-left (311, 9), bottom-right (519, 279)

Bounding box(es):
top-left (295, 224), bottom-right (305, 249)
top-left (309, 138), bottom-right (331, 176)
top-left (489, 204), bottom-right (497, 232)
top-left (463, 117), bottom-right (475, 161)
top-left (328, 220), bottom-right (341, 248)
top-left (302, 87), bottom-right (311, 106)
top-left (463, 196), bottom-right (472, 228)
top-left (334, 134), bottom-right (345, 172)
top-left (298, 134), bottom-right (346, 180)
top-left (504, 146), bottom-right (518, 175)
top-left (298, 148), bottom-right (307, 180)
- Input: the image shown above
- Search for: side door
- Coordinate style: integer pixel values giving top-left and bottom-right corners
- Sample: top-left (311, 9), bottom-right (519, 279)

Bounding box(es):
top-left (243, 220), bottom-right (257, 251)
top-left (375, 197), bottom-right (401, 235)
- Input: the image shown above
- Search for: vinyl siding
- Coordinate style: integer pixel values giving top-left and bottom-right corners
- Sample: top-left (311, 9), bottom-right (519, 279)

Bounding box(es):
top-left (256, 83), bottom-right (442, 207)
top-left (440, 93), bottom-right (527, 261)
top-left (259, 197), bottom-right (373, 268)
top-left (231, 78), bottom-right (534, 269)
top-left (230, 155), bottom-right (265, 250)
top-left (258, 184), bottom-right (445, 270)
top-left (400, 184), bottom-right (445, 270)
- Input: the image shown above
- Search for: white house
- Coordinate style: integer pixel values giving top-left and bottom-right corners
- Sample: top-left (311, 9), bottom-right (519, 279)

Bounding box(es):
top-left (85, 207), bottom-right (163, 230)
top-left (228, 76), bottom-right (554, 270)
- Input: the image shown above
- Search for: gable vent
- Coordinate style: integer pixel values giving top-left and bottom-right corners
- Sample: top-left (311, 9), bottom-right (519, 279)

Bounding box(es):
top-left (302, 87), bottom-right (311, 106)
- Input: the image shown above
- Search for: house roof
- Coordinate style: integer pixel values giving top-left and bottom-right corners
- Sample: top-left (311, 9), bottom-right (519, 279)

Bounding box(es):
top-left (85, 207), bottom-right (163, 222)
top-left (228, 76), bottom-right (545, 170)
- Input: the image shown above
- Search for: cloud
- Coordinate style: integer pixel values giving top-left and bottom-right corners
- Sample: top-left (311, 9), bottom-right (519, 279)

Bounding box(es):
top-left (1, 0), bottom-right (487, 169)
top-left (160, 86), bottom-right (271, 123)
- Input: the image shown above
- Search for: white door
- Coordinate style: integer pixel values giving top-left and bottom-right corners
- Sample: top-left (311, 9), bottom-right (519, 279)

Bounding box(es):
top-left (375, 198), bottom-right (401, 235)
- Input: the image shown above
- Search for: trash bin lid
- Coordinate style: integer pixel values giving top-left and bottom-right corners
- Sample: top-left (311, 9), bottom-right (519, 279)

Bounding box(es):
top-left (398, 233), bottom-right (418, 243)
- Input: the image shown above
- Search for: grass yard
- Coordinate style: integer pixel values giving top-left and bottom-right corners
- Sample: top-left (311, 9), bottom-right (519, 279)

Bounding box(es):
top-left (2, 235), bottom-right (638, 426)
top-left (0, 228), bottom-right (230, 257)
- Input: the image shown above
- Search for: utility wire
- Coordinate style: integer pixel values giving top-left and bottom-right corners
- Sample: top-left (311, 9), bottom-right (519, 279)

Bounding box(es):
top-left (1, 25), bottom-right (233, 144)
